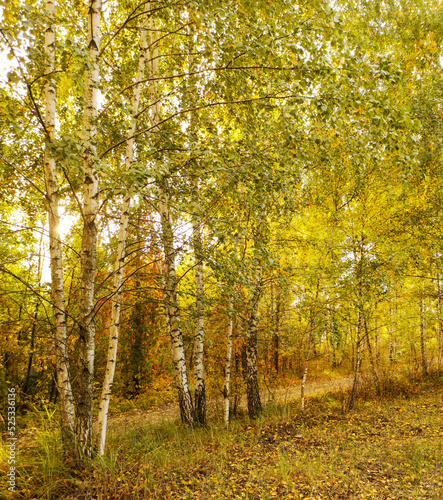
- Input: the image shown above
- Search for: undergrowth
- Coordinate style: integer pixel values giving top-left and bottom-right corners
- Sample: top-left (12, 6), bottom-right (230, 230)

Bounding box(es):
top-left (1, 370), bottom-right (443, 499)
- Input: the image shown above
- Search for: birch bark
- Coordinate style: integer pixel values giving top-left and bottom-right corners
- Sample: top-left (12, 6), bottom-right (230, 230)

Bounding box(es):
top-left (437, 274), bottom-right (443, 369)
top-left (364, 315), bottom-right (381, 395)
top-left (192, 208), bottom-right (206, 425)
top-left (149, 12), bottom-right (194, 425)
top-left (246, 213), bottom-right (264, 419)
top-left (420, 296), bottom-right (428, 376)
top-left (188, 34), bottom-right (206, 425)
top-left (272, 285), bottom-right (281, 375)
top-left (159, 185), bottom-right (194, 425)
top-left (43, 0), bottom-right (75, 448)
top-left (76, 0), bottom-right (101, 458)
top-left (223, 224), bottom-right (241, 427)
top-left (347, 310), bottom-right (362, 412)
top-left (223, 293), bottom-right (235, 426)
top-left (246, 288), bottom-right (262, 419)
top-left (96, 5), bottom-right (149, 456)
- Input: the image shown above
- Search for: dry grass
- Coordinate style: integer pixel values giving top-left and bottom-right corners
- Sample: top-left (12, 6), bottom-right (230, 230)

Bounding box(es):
top-left (2, 370), bottom-right (443, 499)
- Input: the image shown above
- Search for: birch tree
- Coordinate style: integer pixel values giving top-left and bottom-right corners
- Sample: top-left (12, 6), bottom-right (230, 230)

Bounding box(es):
top-left (75, 0), bottom-right (101, 458)
top-left (149, 10), bottom-right (194, 425)
top-left (43, 0), bottom-right (75, 445)
top-left (187, 28), bottom-right (207, 426)
top-left (192, 205), bottom-right (206, 425)
top-left (96, 3), bottom-right (149, 456)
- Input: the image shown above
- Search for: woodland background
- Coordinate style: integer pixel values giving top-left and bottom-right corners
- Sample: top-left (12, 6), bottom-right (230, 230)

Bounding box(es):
top-left (1, 0), bottom-right (443, 463)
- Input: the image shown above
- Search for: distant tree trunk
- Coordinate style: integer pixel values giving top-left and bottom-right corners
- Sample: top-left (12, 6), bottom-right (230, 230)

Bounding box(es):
top-left (43, 0), bottom-right (75, 451)
top-left (224, 212), bottom-right (243, 426)
top-left (223, 294), bottom-right (235, 427)
top-left (347, 237), bottom-right (365, 412)
top-left (437, 275), bottom-right (443, 369)
top-left (420, 296), bottom-right (428, 376)
top-left (23, 235), bottom-right (43, 395)
top-left (246, 290), bottom-right (262, 419)
top-left (364, 315), bottom-right (380, 396)
top-left (272, 284), bottom-right (280, 375)
top-left (374, 303), bottom-right (380, 366)
top-left (300, 336), bottom-right (313, 413)
top-left (389, 294), bottom-right (398, 363)
top-left (223, 224), bottom-right (240, 427)
top-left (96, 5), bottom-right (149, 456)
top-left (76, 0), bottom-right (101, 459)
top-left (347, 346), bottom-right (361, 412)
top-left (22, 302), bottom-right (39, 395)
top-left (192, 203), bottom-right (206, 426)
top-left (159, 186), bottom-right (194, 425)
top-left (301, 286), bottom-right (319, 413)
top-left (347, 311), bottom-right (362, 412)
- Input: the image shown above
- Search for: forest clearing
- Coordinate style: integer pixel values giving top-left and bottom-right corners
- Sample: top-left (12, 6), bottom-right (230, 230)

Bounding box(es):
top-left (2, 0), bottom-right (443, 498)
top-left (2, 369), bottom-right (443, 499)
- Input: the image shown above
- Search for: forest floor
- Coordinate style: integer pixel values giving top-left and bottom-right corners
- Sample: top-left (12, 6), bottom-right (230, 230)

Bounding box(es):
top-left (104, 375), bottom-right (355, 432)
top-left (5, 369), bottom-right (443, 499)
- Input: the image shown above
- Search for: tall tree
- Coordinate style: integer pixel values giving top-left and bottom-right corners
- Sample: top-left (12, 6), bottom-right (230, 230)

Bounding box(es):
top-left (96, 2), bottom-right (149, 456)
top-left (43, 0), bottom-right (75, 450)
top-left (75, 0), bottom-right (102, 458)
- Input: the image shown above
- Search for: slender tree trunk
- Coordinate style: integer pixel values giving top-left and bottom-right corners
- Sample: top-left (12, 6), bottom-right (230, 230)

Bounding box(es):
top-left (347, 311), bottom-right (362, 412)
top-left (149, 7), bottom-right (194, 426)
top-left (223, 218), bottom-right (241, 427)
top-left (159, 186), bottom-right (194, 425)
top-left (246, 290), bottom-right (262, 419)
top-left (23, 232), bottom-right (43, 394)
top-left (300, 338), bottom-right (313, 413)
top-left (347, 346), bottom-right (361, 412)
top-left (301, 292), bottom-right (318, 413)
top-left (437, 275), bottom-right (443, 370)
top-left (185, 26), bottom-right (206, 425)
top-left (364, 315), bottom-right (381, 396)
top-left (43, 0), bottom-right (75, 449)
top-left (272, 285), bottom-right (280, 375)
top-left (22, 302), bottom-right (39, 395)
top-left (374, 303), bottom-right (380, 366)
top-left (76, 0), bottom-right (101, 458)
top-left (223, 294), bottom-right (235, 427)
top-left (388, 301), bottom-right (396, 363)
top-left (192, 206), bottom-right (206, 425)
top-left (420, 296), bottom-right (428, 376)
top-left (347, 238), bottom-right (365, 412)
top-left (95, 7), bottom-right (148, 456)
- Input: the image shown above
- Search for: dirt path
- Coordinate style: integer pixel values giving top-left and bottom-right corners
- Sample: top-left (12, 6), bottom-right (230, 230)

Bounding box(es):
top-left (105, 376), bottom-right (354, 434)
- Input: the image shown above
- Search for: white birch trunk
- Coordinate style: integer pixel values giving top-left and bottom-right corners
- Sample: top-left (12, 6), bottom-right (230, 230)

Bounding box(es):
top-left (437, 275), bottom-right (442, 369)
top-left (347, 311), bottom-right (362, 412)
top-left (159, 186), bottom-right (194, 424)
top-left (420, 296), bottom-right (428, 375)
top-left (300, 336), bottom-right (313, 413)
top-left (95, 7), bottom-right (149, 456)
top-left (246, 214), bottom-right (264, 419)
top-left (76, 0), bottom-right (101, 458)
top-left (149, 12), bottom-right (194, 425)
top-left (246, 289), bottom-right (262, 419)
top-left (192, 209), bottom-right (206, 425)
top-left (272, 286), bottom-right (281, 375)
top-left (223, 223), bottom-right (241, 427)
top-left (223, 296), bottom-right (235, 427)
top-left (300, 360), bottom-right (309, 413)
top-left (188, 30), bottom-right (206, 426)
top-left (388, 301), bottom-right (396, 362)
top-left (43, 0), bottom-right (75, 448)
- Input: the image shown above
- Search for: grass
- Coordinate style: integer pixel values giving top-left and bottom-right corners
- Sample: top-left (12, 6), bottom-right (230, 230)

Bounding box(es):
top-left (2, 370), bottom-right (443, 499)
